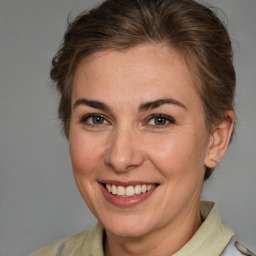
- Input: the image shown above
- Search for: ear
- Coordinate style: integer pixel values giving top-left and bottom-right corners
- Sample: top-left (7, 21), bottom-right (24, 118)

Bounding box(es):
top-left (204, 111), bottom-right (235, 168)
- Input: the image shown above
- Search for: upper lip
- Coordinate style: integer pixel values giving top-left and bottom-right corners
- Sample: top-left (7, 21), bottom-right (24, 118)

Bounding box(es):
top-left (98, 180), bottom-right (159, 187)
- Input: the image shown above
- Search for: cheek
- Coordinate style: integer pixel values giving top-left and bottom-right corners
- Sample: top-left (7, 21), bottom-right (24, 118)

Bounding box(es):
top-left (148, 141), bottom-right (189, 177)
top-left (69, 130), bottom-right (103, 177)
top-left (146, 131), bottom-right (207, 178)
top-left (69, 130), bottom-right (104, 214)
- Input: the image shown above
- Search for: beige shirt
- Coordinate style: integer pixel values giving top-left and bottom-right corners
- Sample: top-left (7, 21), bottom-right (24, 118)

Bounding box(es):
top-left (31, 201), bottom-right (234, 256)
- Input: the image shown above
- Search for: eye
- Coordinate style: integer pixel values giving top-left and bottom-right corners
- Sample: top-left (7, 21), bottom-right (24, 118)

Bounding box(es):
top-left (147, 114), bottom-right (175, 127)
top-left (80, 114), bottom-right (108, 125)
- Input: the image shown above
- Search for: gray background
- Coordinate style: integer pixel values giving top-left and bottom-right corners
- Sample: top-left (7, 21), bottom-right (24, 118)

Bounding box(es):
top-left (0, 0), bottom-right (255, 255)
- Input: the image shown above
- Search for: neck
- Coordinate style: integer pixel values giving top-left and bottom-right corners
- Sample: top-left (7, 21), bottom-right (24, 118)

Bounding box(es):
top-left (104, 202), bottom-right (202, 256)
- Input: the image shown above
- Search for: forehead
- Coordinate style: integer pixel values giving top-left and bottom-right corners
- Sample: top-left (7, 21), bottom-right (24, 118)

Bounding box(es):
top-left (75, 44), bottom-right (190, 79)
top-left (72, 44), bottom-right (201, 110)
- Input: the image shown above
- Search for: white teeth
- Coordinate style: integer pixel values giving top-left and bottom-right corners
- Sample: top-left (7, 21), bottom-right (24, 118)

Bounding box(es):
top-left (117, 186), bottom-right (125, 196)
top-left (106, 184), bottom-right (112, 193)
top-left (126, 186), bottom-right (134, 196)
top-left (105, 183), bottom-right (155, 197)
top-left (146, 185), bottom-right (151, 191)
top-left (112, 185), bottom-right (117, 195)
top-left (134, 185), bottom-right (142, 195)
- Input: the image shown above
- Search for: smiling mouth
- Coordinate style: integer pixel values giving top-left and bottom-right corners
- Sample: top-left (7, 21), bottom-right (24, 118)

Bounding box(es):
top-left (102, 183), bottom-right (157, 197)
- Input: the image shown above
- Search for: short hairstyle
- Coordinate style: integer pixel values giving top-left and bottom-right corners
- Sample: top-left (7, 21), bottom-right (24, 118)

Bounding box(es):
top-left (50, 0), bottom-right (236, 180)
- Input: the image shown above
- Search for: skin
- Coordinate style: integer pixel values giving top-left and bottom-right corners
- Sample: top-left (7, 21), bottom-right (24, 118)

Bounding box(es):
top-left (69, 44), bottom-right (234, 256)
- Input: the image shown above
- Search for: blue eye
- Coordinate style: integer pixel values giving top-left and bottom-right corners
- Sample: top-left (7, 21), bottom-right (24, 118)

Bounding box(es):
top-left (148, 114), bottom-right (175, 127)
top-left (81, 114), bottom-right (108, 125)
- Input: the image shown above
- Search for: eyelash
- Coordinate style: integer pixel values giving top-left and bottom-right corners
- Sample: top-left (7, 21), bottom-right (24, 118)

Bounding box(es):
top-left (79, 113), bottom-right (175, 128)
top-left (80, 113), bottom-right (109, 127)
top-left (145, 114), bottom-right (176, 128)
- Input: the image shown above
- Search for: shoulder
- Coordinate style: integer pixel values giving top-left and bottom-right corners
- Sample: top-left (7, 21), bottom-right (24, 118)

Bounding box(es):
top-left (30, 222), bottom-right (104, 256)
top-left (221, 236), bottom-right (256, 256)
top-left (30, 230), bottom-right (90, 256)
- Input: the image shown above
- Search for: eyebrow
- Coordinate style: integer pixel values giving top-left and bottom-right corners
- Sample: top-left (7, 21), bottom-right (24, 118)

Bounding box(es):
top-left (73, 99), bottom-right (111, 112)
top-left (139, 98), bottom-right (187, 111)
top-left (73, 97), bottom-right (187, 112)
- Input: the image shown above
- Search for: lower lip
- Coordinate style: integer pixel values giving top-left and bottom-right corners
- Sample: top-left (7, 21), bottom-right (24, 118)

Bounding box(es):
top-left (99, 183), bottom-right (157, 207)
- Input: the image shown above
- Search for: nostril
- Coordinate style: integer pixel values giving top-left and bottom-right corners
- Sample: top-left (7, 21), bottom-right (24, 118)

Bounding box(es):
top-left (104, 152), bottom-right (146, 173)
top-left (103, 131), bottom-right (146, 172)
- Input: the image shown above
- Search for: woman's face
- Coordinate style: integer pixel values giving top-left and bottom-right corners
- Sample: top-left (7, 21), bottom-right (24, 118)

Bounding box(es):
top-left (69, 44), bottom-right (212, 238)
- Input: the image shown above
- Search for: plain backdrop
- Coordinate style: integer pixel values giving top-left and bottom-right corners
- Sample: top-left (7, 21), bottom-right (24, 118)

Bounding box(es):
top-left (0, 0), bottom-right (255, 255)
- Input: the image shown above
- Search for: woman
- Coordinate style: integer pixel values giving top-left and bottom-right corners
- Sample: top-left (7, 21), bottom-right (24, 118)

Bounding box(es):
top-left (31, 0), bottom-right (255, 255)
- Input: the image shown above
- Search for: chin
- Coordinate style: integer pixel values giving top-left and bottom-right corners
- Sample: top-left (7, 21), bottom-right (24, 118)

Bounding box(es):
top-left (102, 214), bottom-right (156, 238)
top-left (107, 225), bottom-right (152, 239)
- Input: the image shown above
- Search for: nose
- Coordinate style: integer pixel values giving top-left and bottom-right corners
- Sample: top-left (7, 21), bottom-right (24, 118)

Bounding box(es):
top-left (104, 127), bottom-right (145, 173)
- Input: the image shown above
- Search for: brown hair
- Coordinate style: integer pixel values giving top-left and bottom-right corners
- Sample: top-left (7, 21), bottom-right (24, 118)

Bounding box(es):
top-left (50, 0), bottom-right (236, 179)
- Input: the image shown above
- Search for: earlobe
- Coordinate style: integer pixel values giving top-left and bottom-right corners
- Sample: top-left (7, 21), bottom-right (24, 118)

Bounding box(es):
top-left (204, 111), bottom-right (235, 168)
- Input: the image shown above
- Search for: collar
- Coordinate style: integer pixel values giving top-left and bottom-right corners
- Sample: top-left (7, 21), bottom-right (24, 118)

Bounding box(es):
top-left (80, 201), bottom-right (234, 256)
top-left (173, 201), bottom-right (234, 256)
